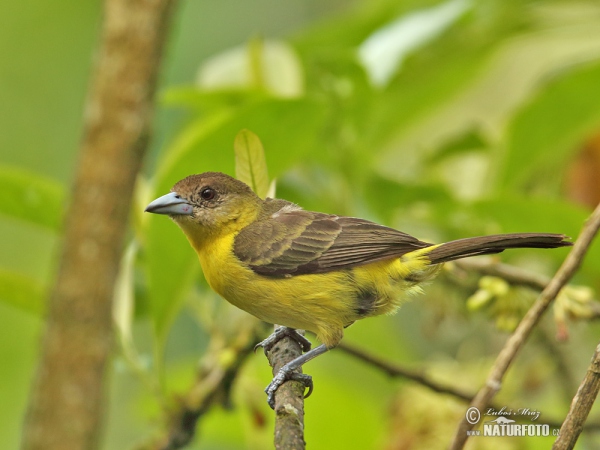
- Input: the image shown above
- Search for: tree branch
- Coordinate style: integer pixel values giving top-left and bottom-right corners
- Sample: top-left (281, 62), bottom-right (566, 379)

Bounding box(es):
top-left (450, 203), bottom-right (600, 450)
top-left (455, 258), bottom-right (552, 291)
top-left (337, 342), bottom-right (473, 401)
top-left (139, 321), bottom-right (309, 450)
top-left (338, 341), bottom-right (600, 432)
top-left (553, 341), bottom-right (600, 449)
top-left (21, 1), bottom-right (178, 449)
top-left (266, 326), bottom-right (307, 450)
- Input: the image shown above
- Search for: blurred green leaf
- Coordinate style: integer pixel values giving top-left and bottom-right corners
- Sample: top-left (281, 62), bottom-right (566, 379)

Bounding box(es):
top-left (197, 38), bottom-right (304, 98)
top-left (0, 166), bottom-right (64, 230)
top-left (360, 0), bottom-right (531, 151)
top-left (304, 375), bottom-right (385, 449)
top-left (144, 214), bottom-right (198, 343)
top-left (370, 49), bottom-right (493, 159)
top-left (366, 175), bottom-right (457, 223)
top-left (470, 196), bottom-right (588, 236)
top-left (499, 60), bottom-right (600, 192)
top-left (293, 0), bottom-right (461, 53)
top-left (162, 86), bottom-right (267, 113)
top-left (357, 0), bottom-right (472, 87)
top-left (156, 97), bottom-right (327, 185)
top-left (234, 129), bottom-right (270, 198)
top-left (427, 127), bottom-right (489, 164)
top-left (156, 110), bottom-right (236, 181)
top-left (0, 270), bottom-right (45, 315)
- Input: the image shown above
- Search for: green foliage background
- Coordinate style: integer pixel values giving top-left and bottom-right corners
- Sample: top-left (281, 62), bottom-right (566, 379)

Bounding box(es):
top-left (2, 0), bottom-right (600, 448)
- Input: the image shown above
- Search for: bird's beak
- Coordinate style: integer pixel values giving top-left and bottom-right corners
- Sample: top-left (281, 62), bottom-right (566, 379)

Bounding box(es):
top-left (145, 192), bottom-right (193, 216)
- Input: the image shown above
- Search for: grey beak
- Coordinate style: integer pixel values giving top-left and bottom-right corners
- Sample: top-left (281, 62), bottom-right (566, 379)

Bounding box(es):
top-left (145, 192), bottom-right (193, 215)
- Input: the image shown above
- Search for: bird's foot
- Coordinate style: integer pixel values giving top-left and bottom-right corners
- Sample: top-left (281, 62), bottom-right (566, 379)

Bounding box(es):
top-left (266, 369), bottom-right (313, 409)
top-left (254, 326), bottom-right (312, 354)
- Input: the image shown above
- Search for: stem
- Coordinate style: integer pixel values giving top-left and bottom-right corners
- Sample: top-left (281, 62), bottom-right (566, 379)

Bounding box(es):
top-left (553, 342), bottom-right (600, 449)
top-left (267, 325), bottom-right (307, 450)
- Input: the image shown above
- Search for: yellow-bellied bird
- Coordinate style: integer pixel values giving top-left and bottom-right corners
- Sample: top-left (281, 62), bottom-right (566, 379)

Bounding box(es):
top-left (146, 172), bottom-right (571, 407)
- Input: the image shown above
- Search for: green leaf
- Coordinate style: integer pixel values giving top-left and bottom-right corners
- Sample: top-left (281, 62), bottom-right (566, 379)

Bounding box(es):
top-left (366, 175), bottom-right (457, 224)
top-left (0, 166), bottom-right (64, 231)
top-left (470, 196), bottom-right (588, 237)
top-left (321, 0), bottom-right (531, 156)
top-left (426, 127), bottom-right (489, 164)
top-left (144, 213), bottom-right (198, 343)
top-left (197, 38), bottom-right (304, 98)
top-left (234, 129), bottom-right (270, 198)
top-left (155, 110), bottom-right (236, 183)
top-left (0, 270), bottom-right (46, 315)
top-left (162, 86), bottom-right (267, 113)
top-left (156, 98), bottom-right (326, 185)
top-left (357, 0), bottom-right (472, 87)
top-left (499, 60), bottom-right (600, 192)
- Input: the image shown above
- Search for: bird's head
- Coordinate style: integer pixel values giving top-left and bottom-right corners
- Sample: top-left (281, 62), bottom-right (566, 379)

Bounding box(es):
top-left (145, 172), bottom-right (262, 248)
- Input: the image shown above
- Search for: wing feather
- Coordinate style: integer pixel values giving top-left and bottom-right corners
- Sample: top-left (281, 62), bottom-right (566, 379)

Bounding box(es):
top-left (234, 203), bottom-right (432, 276)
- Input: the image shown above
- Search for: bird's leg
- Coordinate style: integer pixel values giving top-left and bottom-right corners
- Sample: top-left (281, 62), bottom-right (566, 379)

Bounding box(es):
top-left (265, 343), bottom-right (329, 409)
top-left (254, 326), bottom-right (312, 354)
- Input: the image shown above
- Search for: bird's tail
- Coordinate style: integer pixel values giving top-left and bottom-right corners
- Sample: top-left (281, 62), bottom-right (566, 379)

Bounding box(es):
top-left (426, 233), bottom-right (571, 265)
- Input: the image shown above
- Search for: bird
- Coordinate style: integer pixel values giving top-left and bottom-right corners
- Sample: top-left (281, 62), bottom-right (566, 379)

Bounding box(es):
top-left (145, 171), bottom-right (571, 407)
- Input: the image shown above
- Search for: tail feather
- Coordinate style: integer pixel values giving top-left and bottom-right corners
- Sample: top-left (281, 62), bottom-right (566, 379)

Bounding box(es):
top-left (427, 233), bottom-right (571, 265)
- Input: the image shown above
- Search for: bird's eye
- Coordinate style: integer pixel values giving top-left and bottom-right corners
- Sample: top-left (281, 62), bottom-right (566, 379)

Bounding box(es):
top-left (200, 187), bottom-right (216, 200)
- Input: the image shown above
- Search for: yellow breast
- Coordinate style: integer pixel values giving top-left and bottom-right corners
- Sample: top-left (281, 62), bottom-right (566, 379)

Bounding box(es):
top-left (192, 229), bottom-right (440, 348)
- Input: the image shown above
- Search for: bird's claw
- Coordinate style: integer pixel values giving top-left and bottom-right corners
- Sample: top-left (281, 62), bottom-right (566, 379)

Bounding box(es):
top-left (265, 370), bottom-right (313, 409)
top-left (257, 327), bottom-right (318, 408)
top-left (254, 327), bottom-right (312, 354)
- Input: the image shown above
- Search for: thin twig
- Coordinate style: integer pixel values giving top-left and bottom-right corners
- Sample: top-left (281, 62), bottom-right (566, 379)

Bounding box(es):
top-left (553, 341), bottom-right (600, 449)
top-left (338, 341), bottom-right (600, 432)
top-left (450, 203), bottom-right (600, 450)
top-left (266, 326), bottom-right (307, 450)
top-left (455, 258), bottom-right (551, 290)
top-left (337, 342), bottom-right (473, 401)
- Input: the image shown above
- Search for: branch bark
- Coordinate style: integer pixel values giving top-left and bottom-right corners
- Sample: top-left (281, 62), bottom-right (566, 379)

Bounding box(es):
top-left (553, 341), bottom-right (600, 449)
top-left (266, 326), bottom-right (307, 450)
top-left (21, 1), bottom-right (177, 449)
top-left (455, 258), bottom-right (552, 291)
top-left (450, 203), bottom-right (600, 450)
top-left (337, 342), bottom-right (473, 402)
top-left (338, 341), bottom-right (600, 432)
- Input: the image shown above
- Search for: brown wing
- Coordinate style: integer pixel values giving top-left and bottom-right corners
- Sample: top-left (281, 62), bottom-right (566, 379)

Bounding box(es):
top-left (233, 205), bottom-right (432, 276)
